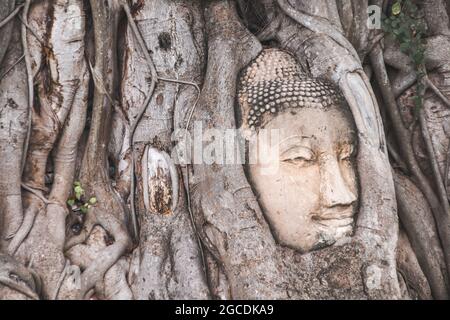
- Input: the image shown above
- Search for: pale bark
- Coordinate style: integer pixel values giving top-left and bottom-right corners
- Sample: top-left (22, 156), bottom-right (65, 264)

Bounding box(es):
top-left (183, 0), bottom-right (287, 299)
top-left (1, 0), bottom-right (449, 300)
top-left (244, 0), bottom-right (401, 299)
top-left (0, 19), bottom-right (28, 250)
top-left (394, 170), bottom-right (449, 299)
top-left (0, 0), bottom-right (15, 66)
top-left (120, 0), bottom-right (209, 300)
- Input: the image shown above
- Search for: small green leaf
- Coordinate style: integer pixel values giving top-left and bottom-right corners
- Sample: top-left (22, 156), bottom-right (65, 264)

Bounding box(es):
top-left (392, 2), bottom-right (401, 16)
top-left (74, 181), bottom-right (81, 187)
top-left (74, 185), bottom-right (84, 200)
top-left (80, 206), bottom-right (88, 214)
top-left (89, 197), bottom-right (97, 205)
top-left (67, 199), bottom-right (75, 206)
top-left (74, 185), bottom-right (83, 194)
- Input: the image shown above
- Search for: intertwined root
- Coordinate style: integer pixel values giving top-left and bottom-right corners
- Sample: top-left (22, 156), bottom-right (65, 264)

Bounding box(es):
top-left (0, 0), bottom-right (133, 299)
top-left (0, 253), bottom-right (41, 300)
top-left (1, 0), bottom-right (450, 301)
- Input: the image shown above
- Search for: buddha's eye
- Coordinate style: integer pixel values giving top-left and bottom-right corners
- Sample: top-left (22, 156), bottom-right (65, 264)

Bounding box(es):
top-left (283, 156), bottom-right (315, 167)
top-left (280, 146), bottom-right (315, 167)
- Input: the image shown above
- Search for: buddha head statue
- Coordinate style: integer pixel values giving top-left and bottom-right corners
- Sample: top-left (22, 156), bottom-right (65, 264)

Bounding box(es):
top-left (237, 49), bottom-right (359, 253)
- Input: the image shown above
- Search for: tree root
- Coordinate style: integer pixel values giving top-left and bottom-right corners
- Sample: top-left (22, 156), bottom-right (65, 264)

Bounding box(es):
top-left (20, 0), bottom-right (33, 174)
top-left (122, 0), bottom-right (201, 242)
top-left (0, 54), bottom-right (24, 81)
top-left (425, 76), bottom-right (450, 108)
top-left (7, 200), bottom-right (41, 255)
top-left (8, 184), bottom-right (67, 254)
top-left (0, 3), bottom-right (24, 29)
top-left (52, 259), bottom-right (70, 300)
top-left (18, 15), bottom-right (45, 47)
top-left (65, 223), bottom-right (132, 299)
top-left (3, 0), bottom-right (90, 299)
top-left (394, 170), bottom-right (449, 299)
top-left (77, 210), bottom-right (131, 299)
top-left (70, 0), bottom-right (132, 299)
top-left (62, 185), bottom-right (132, 299)
top-left (370, 45), bottom-right (450, 277)
top-left (276, 0), bottom-right (360, 62)
top-left (419, 107), bottom-right (450, 226)
top-left (0, 253), bottom-right (41, 300)
top-left (121, 1), bottom-right (158, 241)
top-left (64, 217), bottom-right (96, 251)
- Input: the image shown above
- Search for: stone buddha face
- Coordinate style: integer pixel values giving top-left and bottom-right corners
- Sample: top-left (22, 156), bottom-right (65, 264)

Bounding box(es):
top-left (238, 49), bottom-right (359, 253)
top-left (246, 106), bottom-right (358, 253)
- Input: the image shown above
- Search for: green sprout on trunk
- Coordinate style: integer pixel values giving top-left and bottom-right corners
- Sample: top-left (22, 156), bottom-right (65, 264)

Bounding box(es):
top-left (67, 181), bottom-right (97, 214)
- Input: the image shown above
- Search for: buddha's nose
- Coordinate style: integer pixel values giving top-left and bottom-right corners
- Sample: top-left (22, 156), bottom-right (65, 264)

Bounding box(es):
top-left (320, 155), bottom-right (357, 208)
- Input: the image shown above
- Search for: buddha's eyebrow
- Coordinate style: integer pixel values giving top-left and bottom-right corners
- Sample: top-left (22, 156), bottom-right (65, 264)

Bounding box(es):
top-left (277, 134), bottom-right (312, 148)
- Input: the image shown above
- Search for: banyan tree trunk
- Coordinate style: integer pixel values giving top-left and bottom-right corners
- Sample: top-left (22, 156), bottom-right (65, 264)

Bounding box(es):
top-left (119, 0), bottom-right (209, 299)
top-left (192, 0), bottom-right (400, 299)
top-left (1, 0), bottom-right (449, 300)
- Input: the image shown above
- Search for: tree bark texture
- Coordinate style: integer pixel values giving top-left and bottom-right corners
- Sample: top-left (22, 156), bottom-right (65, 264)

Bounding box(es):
top-left (0, 0), bottom-right (449, 300)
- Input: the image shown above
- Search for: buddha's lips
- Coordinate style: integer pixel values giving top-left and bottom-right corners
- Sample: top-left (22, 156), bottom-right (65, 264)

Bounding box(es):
top-left (311, 208), bottom-right (355, 222)
top-left (314, 218), bottom-right (354, 229)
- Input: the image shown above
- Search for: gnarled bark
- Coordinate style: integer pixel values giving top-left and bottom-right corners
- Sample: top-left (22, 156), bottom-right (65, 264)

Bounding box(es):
top-left (120, 0), bottom-right (209, 300)
top-left (0, 19), bottom-right (28, 248)
top-left (183, 0), bottom-right (286, 299)
top-left (1, 0), bottom-right (449, 301)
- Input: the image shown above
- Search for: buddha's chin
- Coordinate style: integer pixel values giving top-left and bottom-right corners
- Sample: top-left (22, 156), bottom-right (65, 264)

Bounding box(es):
top-left (311, 221), bottom-right (354, 249)
top-left (291, 222), bottom-right (354, 253)
top-left (275, 224), bottom-right (354, 253)
top-left (311, 210), bottom-right (355, 240)
top-left (269, 213), bottom-right (355, 253)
